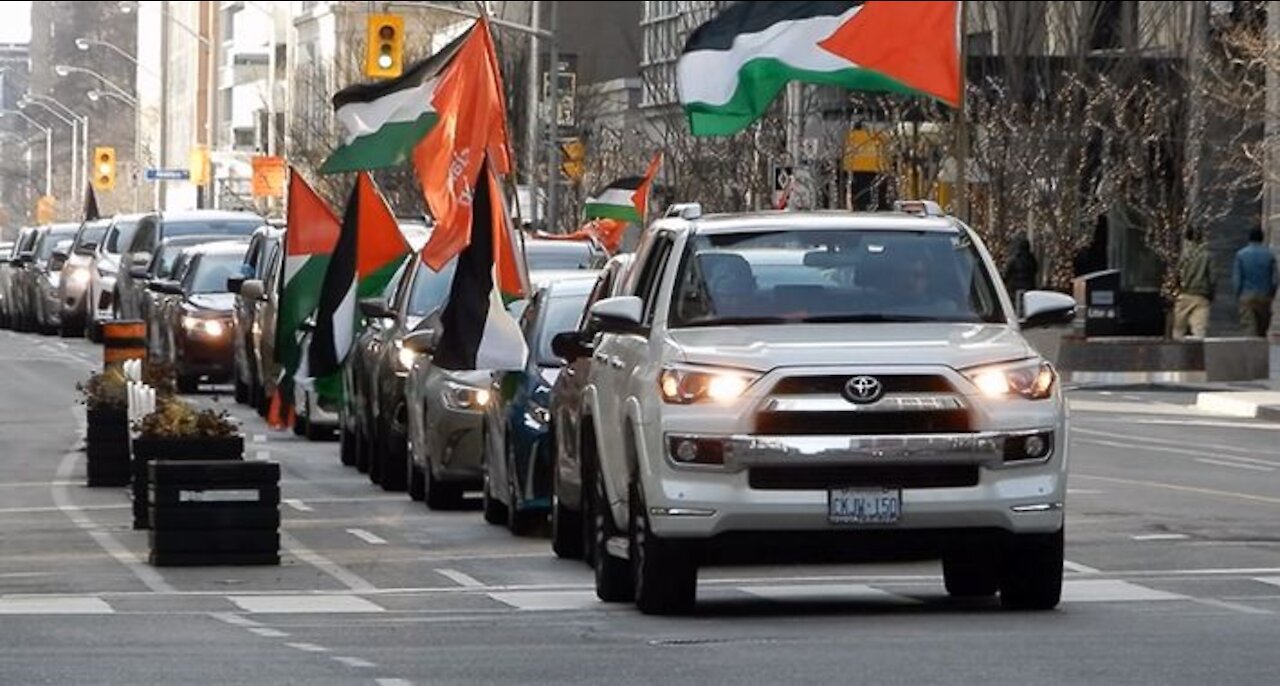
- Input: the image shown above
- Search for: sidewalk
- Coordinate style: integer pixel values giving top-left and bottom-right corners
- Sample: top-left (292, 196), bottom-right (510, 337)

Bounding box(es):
top-left (1191, 342), bottom-right (1280, 420)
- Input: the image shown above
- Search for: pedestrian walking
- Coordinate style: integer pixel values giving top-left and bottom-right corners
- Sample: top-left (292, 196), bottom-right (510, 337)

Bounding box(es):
top-left (1173, 228), bottom-right (1214, 340)
top-left (1003, 234), bottom-right (1039, 311)
top-left (1232, 227), bottom-right (1278, 337)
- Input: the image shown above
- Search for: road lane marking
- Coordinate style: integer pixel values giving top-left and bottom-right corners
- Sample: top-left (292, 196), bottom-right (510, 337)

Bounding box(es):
top-left (1191, 598), bottom-right (1274, 616)
top-left (741, 583), bottom-right (918, 604)
top-left (1077, 437), bottom-right (1280, 468)
top-left (284, 499), bottom-right (313, 512)
top-left (1067, 489), bottom-right (1104, 495)
top-left (209, 612), bottom-right (262, 628)
top-left (1074, 427), bottom-right (1280, 462)
top-left (435, 569), bottom-right (485, 588)
top-left (1075, 473), bottom-right (1280, 507)
top-left (1130, 418), bottom-right (1280, 431)
top-left (230, 594), bottom-right (386, 614)
top-left (0, 596), bottom-right (113, 614)
top-left (1195, 458), bottom-right (1274, 472)
top-left (0, 503), bottom-right (131, 514)
top-left (252, 434), bottom-right (267, 444)
top-left (248, 627), bottom-right (290, 638)
top-left (286, 642), bottom-right (328, 653)
top-left (1063, 560), bottom-right (1101, 574)
top-left (254, 450), bottom-right (270, 461)
top-left (1061, 579), bottom-right (1186, 602)
top-left (488, 590), bottom-right (600, 611)
top-left (376, 680), bottom-right (414, 686)
top-left (279, 530), bottom-right (378, 593)
top-left (1253, 577), bottom-right (1280, 589)
top-left (0, 480), bottom-right (81, 488)
top-left (1131, 534), bottom-right (1190, 541)
top-left (333, 657), bottom-right (376, 668)
top-left (347, 528), bottom-right (388, 545)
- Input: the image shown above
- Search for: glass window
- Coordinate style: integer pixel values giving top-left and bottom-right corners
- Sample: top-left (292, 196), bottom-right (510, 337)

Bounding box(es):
top-left (537, 293), bottom-right (592, 366)
top-left (187, 253), bottom-right (247, 294)
top-left (36, 227), bottom-right (79, 261)
top-left (525, 241), bottom-right (603, 271)
top-left (668, 229), bottom-right (1005, 328)
top-left (73, 222), bottom-right (110, 251)
top-left (163, 219), bottom-right (261, 239)
top-left (106, 219), bottom-right (142, 254)
top-left (407, 259), bottom-right (458, 317)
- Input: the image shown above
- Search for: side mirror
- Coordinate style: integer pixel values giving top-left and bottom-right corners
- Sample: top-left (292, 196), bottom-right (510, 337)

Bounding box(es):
top-left (130, 252), bottom-right (152, 269)
top-left (358, 297), bottom-right (395, 320)
top-left (226, 274), bottom-right (246, 295)
top-left (589, 296), bottom-right (644, 334)
top-left (240, 278), bottom-right (265, 301)
top-left (1020, 290), bottom-right (1077, 330)
top-left (147, 279), bottom-right (184, 296)
top-left (403, 327), bottom-right (438, 354)
top-left (551, 331), bottom-right (591, 361)
top-left (129, 266), bottom-right (150, 279)
top-left (48, 252), bottom-right (68, 272)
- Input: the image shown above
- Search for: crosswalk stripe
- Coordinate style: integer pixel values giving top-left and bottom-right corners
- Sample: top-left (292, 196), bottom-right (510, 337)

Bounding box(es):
top-left (228, 594), bottom-right (386, 614)
top-left (1060, 579), bottom-right (1186, 603)
top-left (741, 583), bottom-right (920, 604)
top-left (0, 596), bottom-right (114, 614)
top-left (488, 590), bottom-right (600, 611)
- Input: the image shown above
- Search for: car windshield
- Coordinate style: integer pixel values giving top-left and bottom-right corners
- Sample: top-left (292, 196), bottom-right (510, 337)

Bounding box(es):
top-left (75, 223), bottom-right (109, 250)
top-left (188, 253), bottom-right (246, 294)
top-left (105, 220), bottom-right (141, 254)
top-left (165, 219), bottom-right (260, 239)
top-left (36, 228), bottom-right (79, 261)
top-left (537, 293), bottom-right (591, 366)
top-left (407, 259), bottom-right (458, 317)
top-left (668, 229), bottom-right (1005, 328)
top-left (525, 241), bottom-right (601, 271)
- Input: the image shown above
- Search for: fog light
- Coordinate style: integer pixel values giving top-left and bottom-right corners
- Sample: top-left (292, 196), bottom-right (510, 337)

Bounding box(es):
top-left (674, 439), bottom-right (698, 462)
top-left (1004, 432), bottom-right (1053, 462)
top-left (667, 436), bottom-right (725, 466)
top-left (1024, 434), bottom-right (1047, 459)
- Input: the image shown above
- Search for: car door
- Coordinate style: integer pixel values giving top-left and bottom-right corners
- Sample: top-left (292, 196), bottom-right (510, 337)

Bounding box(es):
top-left (121, 215), bottom-right (159, 319)
top-left (491, 290), bottom-right (544, 504)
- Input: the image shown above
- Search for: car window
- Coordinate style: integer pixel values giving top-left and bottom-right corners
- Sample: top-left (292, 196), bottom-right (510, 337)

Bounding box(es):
top-left (407, 258), bottom-right (457, 317)
top-left (525, 241), bottom-right (602, 271)
top-left (633, 234), bottom-right (674, 326)
top-left (36, 228), bottom-right (78, 261)
top-left (577, 268), bottom-right (617, 331)
top-left (73, 222), bottom-right (110, 251)
top-left (537, 292), bottom-right (592, 366)
top-left (163, 219), bottom-right (260, 240)
top-left (168, 252), bottom-right (193, 282)
top-left (186, 252), bottom-right (247, 294)
top-left (519, 290), bottom-right (544, 338)
top-left (106, 219), bottom-right (142, 254)
top-left (129, 216), bottom-right (158, 254)
top-left (242, 235), bottom-right (263, 277)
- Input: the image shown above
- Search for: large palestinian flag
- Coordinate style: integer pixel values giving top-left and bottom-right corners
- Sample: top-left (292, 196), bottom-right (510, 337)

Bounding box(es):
top-left (677, 1), bottom-right (961, 136)
top-left (319, 27), bottom-right (472, 174)
top-left (276, 169), bottom-right (341, 389)
top-left (308, 172), bottom-right (411, 386)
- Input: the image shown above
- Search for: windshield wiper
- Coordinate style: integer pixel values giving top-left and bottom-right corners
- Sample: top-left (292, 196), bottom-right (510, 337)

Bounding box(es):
top-left (799, 314), bottom-right (971, 324)
top-left (680, 316), bottom-right (792, 327)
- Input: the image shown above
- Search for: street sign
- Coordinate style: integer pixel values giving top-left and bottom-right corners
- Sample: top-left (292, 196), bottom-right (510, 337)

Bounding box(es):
top-left (145, 168), bottom-right (190, 181)
top-left (251, 156), bottom-right (286, 198)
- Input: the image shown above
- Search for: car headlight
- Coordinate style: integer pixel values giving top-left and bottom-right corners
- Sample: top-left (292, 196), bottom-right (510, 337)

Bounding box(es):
top-left (963, 358), bottom-right (1056, 400)
top-left (183, 316), bottom-right (227, 337)
top-left (67, 268), bottom-right (91, 287)
top-left (658, 366), bottom-right (759, 405)
top-left (395, 340), bottom-right (417, 371)
top-left (443, 380), bottom-right (491, 411)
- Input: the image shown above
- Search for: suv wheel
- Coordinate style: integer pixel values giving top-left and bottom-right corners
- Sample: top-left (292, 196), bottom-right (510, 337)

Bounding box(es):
top-left (176, 374), bottom-right (199, 394)
top-left (999, 529), bottom-right (1064, 610)
top-left (379, 423), bottom-right (408, 492)
top-left (630, 481), bottom-right (697, 615)
top-left (481, 470), bottom-right (506, 524)
top-left (592, 465), bottom-right (633, 602)
top-left (407, 460), bottom-right (426, 502)
top-left (943, 553), bottom-right (999, 598)
top-left (354, 420), bottom-right (370, 474)
top-left (506, 444), bottom-right (540, 536)
top-left (423, 462), bottom-right (461, 510)
top-left (234, 375), bottom-right (249, 404)
top-left (339, 422), bottom-right (357, 467)
top-left (551, 491), bottom-right (584, 560)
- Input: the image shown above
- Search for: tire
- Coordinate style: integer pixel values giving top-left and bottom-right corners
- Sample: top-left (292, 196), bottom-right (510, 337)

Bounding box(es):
top-left (292, 413), bottom-right (307, 437)
top-left (630, 480), bottom-right (697, 615)
top-left (340, 425), bottom-right (357, 467)
top-left (482, 471), bottom-right (507, 524)
top-left (234, 376), bottom-right (249, 404)
top-left (592, 462), bottom-right (633, 603)
top-left (177, 375), bottom-right (199, 394)
top-left (943, 553), bottom-right (1000, 598)
top-left (378, 425), bottom-right (407, 492)
top-left (424, 461), bottom-right (462, 510)
top-left (551, 492), bottom-right (585, 560)
top-left (304, 418), bottom-right (329, 441)
top-left (507, 478), bottom-right (541, 537)
top-left (59, 318), bottom-right (78, 338)
top-left (88, 321), bottom-right (103, 343)
top-left (407, 461), bottom-right (426, 502)
top-left (999, 529), bottom-right (1064, 611)
top-left (355, 421), bottom-right (370, 474)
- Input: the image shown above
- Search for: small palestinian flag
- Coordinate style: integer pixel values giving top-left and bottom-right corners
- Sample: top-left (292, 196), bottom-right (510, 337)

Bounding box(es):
top-left (275, 169), bottom-right (341, 390)
top-left (678, 1), bottom-right (961, 136)
top-left (320, 27), bottom-right (472, 174)
top-left (584, 152), bottom-right (663, 224)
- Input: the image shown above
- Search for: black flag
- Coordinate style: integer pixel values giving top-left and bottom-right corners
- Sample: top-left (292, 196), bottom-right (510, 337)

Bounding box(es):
top-left (83, 184), bottom-right (100, 221)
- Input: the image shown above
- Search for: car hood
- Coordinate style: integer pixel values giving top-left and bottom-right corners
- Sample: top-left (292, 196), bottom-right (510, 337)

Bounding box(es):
top-left (187, 293), bottom-right (236, 312)
top-left (666, 323), bottom-right (1034, 371)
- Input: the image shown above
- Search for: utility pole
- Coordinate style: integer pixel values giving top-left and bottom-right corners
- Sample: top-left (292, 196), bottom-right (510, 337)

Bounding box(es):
top-left (158, 0), bottom-right (169, 210)
top-left (545, 1), bottom-right (559, 232)
top-left (525, 2), bottom-right (539, 224)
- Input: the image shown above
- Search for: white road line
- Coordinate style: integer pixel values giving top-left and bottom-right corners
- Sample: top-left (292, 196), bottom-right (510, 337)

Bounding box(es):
top-left (1061, 579), bottom-right (1186, 602)
top-left (347, 528), bottom-right (388, 545)
top-left (1191, 598), bottom-right (1274, 616)
top-left (1077, 437), bottom-right (1280, 469)
top-left (0, 503), bottom-right (131, 514)
top-left (284, 499), bottom-right (314, 513)
top-left (435, 568), bottom-right (485, 588)
top-left (741, 583), bottom-right (919, 604)
top-left (252, 434), bottom-right (267, 444)
top-left (1133, 418), bottom-right (1280, 431)
top-left (248, 627), bottom-right (290, 638)
top-left (488, 590), bottom-right (600, 611)
top-left (1074, 427), bottom-right (1280, 462)
top-left (1132, 534), bottom-right (1190, 541)
top-left (1067, 488), bottom-right (1105, 495)
top-left (0, 596), bottom-right (114, 614)
top-left (0, 572), bottom-right (54, 579)
top-left (333, 657), bottom-right (376, 669)
top-left (376, 680), bottom-right (414, 686)
top-left (279, 530), bottom-right (378, 593)
top-left (209, 612), bottom-right (262, 628)
top-left (1195, 458), bottom-right (1275, 472)
top-left (1063, 560), bottom-right (1101, 574)
top-left (254, 450), bottom-right (270, 462)
top-left (0, 480), bottom-right (81, 488)
top-left (230, 594), bottom-right (385, 614)
top-left (285, 642), bottom-right (328, 653)
top-left (53, 411), bottom-right (176, 595)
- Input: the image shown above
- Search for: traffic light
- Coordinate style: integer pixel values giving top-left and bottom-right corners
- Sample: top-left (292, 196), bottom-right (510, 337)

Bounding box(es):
top-left (92, 147), bottom-right (116, 191)
top-left (365, 14), bottom-right (404, 79)
top-left (560, 138), bottom-right (584, 182)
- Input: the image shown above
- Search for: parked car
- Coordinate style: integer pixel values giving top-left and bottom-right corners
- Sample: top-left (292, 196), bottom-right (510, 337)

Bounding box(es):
top-left (115, 210), bottom-right (263, 322)
top-left (7, 227), bottom-right (40, 331)
top-left (229, 225), bottom-right (284, 406)
top-left (577, 202), bottom-right (1076, 614)
top-left (240, 235), bottom-right (287, 417)
top-left (87, 213), bottom-right (146, 341)
top-left (0, 237), bottom-right (19, 328)
top-left (482, 275), bottom-right (598, 535)
top-left (147, 241), bottom-right (251, 392)
top-left (547, 254), bottom-right (633, 558)
top-left (28, 224), bottom-right (80, 334)
top-left (57, 218), bottom-right (112, 337)
top-left (137, 235), bottom-right (231, 361)
top-left (522, 237), bottom-right (608, 271)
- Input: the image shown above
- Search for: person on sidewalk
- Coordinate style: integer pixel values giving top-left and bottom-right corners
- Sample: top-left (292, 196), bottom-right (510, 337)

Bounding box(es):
top-left (1232, 227), bottom-right (1278, 337)
top-left (1173, 228), bottom-right (1215, 340)
top-left (1003, 233), bottom-right (1039, 313)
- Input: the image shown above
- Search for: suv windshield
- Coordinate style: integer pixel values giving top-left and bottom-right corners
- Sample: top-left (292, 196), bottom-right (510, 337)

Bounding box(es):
top-left (165, 220), bottom-right (260, 239)
top-left (74, 223), bottom-right (110, 251)
top-left (537, 293), bottom-right (591, 366)
top-left (36, 227), bottom-right (79, 261)
top-left (105, 220), bottom-right (141, 254)
top-left (188, 253), bottom-right (247, 294)
top-left (669, 229), bottom-right (1004, 328)
top-left (525, 241), bottom-right (602, 271)
top-left (407, 259), bottom-right (458, 317)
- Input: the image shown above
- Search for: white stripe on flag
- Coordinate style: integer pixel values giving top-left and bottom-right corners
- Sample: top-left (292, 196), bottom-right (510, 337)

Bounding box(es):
top-left (332, 282), bottom-right (358, 363)
top-left (586, 187), bottom-right (636, 208)
top-left (475, 286), bottom-right (527, 371)
top-left (677, 7), bottom-right (862, 107)
top-left (335, 77), bottom-right (439, 145)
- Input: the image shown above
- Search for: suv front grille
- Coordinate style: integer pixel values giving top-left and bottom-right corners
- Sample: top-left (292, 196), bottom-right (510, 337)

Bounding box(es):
top-left (749, 464), bottom-right (979, 490)
top-left (770, 375), bottom-right (955, 395)
top-left (755, 409), bottom-right (973, 435)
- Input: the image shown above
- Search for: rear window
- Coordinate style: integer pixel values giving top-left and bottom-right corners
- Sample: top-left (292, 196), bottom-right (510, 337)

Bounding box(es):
top-left (164, 220), bottom-right (260, 239)
top-left (188, 253), bottom-right (248, 293)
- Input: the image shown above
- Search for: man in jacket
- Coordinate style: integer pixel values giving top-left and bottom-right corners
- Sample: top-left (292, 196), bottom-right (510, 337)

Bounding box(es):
top-left (1233, 227), bottom-right (1278, 337)
top-left (1173, 229), bottom-right (1214, 340)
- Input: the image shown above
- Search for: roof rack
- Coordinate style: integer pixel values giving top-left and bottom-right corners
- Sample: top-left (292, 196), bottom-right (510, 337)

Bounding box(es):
top-left (893, 199), bottom-right (945, 217)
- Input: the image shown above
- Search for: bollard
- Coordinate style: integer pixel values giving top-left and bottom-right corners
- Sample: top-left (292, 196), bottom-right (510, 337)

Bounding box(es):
top-left (103, 320), bottom-right (146, 368)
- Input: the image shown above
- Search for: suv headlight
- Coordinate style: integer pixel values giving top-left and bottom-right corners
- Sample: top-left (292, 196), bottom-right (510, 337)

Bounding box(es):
top-left (443, 381), bottom-right (491, 411)
top-left (394, 339), bottom-right (416, 371)
top-left (183, 316), bottom-right (227, 337)
top-left (659, 366), bottom-right (759, 405)
top-left (963, 358), bottom-right (1056, 400)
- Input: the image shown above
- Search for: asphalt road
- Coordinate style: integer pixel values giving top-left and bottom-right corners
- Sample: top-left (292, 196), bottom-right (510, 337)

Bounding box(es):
top-left (2, 329), bottom-right (1279, 685)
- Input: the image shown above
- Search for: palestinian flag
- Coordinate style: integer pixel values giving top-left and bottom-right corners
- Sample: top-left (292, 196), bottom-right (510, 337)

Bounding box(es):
top-left (432, 160), bottom-right (527, 372)
top-left (308, 172), bottom-right (411, 386)
top-left (275, 169), bottom-right (341, 393)
top-left (677, 1), bottom-right (961, 136)
top-left (584, 152), bottom-right (663, 224)
top-left (319, 27), bottom-right (472, 174)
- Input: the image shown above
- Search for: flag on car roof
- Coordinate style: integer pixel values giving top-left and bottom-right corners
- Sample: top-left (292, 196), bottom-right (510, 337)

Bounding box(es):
top-left (273, 168), bottom-right (342, 425)
top-left (319, 26), bottom-right (474, 174)
top-left (584, 152), bottom-right (662, 225)
top-left (677, 1), bottom-right (961, 136)
top-left (308, 172), bottom-right (411, 393)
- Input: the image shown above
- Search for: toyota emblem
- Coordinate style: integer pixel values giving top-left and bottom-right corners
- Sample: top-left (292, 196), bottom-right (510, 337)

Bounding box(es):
top-left (843, 376), bottom-right (884, 404)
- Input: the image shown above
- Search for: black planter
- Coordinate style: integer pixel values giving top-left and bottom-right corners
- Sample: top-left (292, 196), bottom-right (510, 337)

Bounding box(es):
top-left (131, 435), bottom-right (244, 530)
top-left (86, 408), bottom-right (131, 488)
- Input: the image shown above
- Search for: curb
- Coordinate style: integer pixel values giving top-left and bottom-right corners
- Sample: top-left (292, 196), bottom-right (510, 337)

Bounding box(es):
top-left (1194, 391), bottom-right (1280, 421)
top-left (1258, 405), bottom-right (1280, 423)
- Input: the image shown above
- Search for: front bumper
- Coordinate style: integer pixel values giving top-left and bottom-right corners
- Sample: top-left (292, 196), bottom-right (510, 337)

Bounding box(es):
top-left (176, 329), bottom-right (235, 380)
top-left (425, 404), bottom-right (485, 484)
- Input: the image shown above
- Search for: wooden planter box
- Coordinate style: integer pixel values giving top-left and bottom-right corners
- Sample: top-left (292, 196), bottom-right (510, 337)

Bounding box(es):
top-left (86, 408), bottom-right (131, 488)
top-left (131, 435), bottom-right (244, 530)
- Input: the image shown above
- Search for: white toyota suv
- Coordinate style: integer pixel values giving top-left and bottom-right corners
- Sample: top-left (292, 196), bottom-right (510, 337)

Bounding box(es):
top-left (579, 201), bottom-right (1075, 615)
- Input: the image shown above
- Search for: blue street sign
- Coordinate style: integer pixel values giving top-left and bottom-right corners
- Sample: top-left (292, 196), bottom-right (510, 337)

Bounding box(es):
top-left (145, 168), bottom-right (190, 181)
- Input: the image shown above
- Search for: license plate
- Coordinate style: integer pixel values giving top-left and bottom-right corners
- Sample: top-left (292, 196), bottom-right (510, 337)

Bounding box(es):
top-left (828, 488), bottom-right (901, 525)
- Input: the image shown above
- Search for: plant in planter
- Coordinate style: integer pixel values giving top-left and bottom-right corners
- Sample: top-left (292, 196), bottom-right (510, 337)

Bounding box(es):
top-left (131, 397), bottom-right (244, 529)
top-left (78, 368), bottom-right (131, 487)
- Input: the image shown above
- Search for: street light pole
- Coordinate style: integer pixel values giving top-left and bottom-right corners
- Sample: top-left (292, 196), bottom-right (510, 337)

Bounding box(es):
top-left (24, 95), bottom-right (88, 203)
top-left (1, 110), bottom-right (53, 197)
top-left (20, 100), bottom-right (77, 201)
top-left (76, 36), bottom-right (148, 211)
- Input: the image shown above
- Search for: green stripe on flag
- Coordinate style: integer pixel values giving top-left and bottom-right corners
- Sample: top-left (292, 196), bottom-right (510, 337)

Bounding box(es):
top-left (319, 113), bottom-right (439, 174)
top-left (583, 203), bottom-right (642, 223)
top-left (277, 255), bottom-right (331, 375)
top-left (358, 257), bottom-right (407, 299)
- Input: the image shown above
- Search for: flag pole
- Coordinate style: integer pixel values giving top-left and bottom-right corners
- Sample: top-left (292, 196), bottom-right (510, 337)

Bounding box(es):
top-left (954, 0), bottom-right (970, 222)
